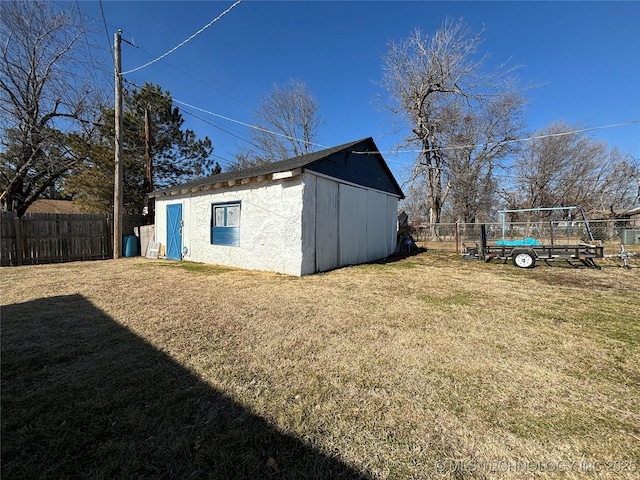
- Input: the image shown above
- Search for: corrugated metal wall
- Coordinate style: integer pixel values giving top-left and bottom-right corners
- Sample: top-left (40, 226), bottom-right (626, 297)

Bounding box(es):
top-left (313, 176), bottom-right (398, 273)
top-left (314, 177), bottom-right (339, 272)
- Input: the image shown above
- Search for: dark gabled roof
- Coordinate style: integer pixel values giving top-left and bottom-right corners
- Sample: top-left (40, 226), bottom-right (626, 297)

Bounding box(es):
top-left (150, 137), bottom-right (404, 198)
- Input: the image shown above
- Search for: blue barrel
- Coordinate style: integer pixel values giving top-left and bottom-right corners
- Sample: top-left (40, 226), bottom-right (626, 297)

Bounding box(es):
top-left (123, 235), bottom-right (139, 257)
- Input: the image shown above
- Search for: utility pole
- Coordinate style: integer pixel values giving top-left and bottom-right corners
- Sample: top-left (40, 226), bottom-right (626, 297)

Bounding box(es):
top-left (113, 29), bottom-right (123, 258)
top-left (143, 108), bottom-right (154, 223)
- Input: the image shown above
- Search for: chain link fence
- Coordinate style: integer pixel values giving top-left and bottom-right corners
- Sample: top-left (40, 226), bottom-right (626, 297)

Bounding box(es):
top-left (412, 219), bottom-right (640, 255)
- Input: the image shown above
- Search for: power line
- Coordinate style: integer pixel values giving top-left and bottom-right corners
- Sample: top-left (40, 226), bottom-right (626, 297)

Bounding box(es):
top-left (127, 42), bottom-right (254, 111)
top-left (121, 0), bottom-right (243, 76)
top-left (211, 153), bottom-right (237, 168)
top-left (352, 120), bottom-right (640, 155)
top-left (172, 98), bottom-right (330, 150)
top-left (179, 109), bottom-right (259, 165)
top-left (98, 0), bottom-right (113, 65)
top-left (122, 80), bottom-right (637, 173)
top-left (387, 158), bottom-right (638, 185)
top-left (181, 109), bottom-right (254, 146)
top-left (85, 5), bottom-right (253, 119)
top-left (85, 5), bottom-right (256, 142)
top-left (75, 0), bottom-right (110, 91)
top-left (122, 78), bottom-right (259, 149)
top-left (119, 79), bottom-right (250, 166)
top-left (383, 155), bottom-right (638, 185)
top-left (82, 6), bottom-right (244, 108)
top-left (124, 78), bottom-right (328, 162)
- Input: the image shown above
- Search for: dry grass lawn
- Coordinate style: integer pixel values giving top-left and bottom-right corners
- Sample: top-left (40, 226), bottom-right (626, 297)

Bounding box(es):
top-left (2, 253), bottom-right (639, 479)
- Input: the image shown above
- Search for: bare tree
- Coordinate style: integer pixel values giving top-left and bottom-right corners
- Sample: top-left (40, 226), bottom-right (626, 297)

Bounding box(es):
top-left (509, 122), bottom-right (639, 215)
top-left (597, 148), bottom-right (640, 213)
top-left (0, 0), bottom-right (101, 216)
top-left (442, 91), bottom-right (525, 223)
top-left (399, 182), bottom-right (429, 227)
top-left (229, 80), bottom-right (322, 170)
top-left (381, 19), bottom-right (524, 225)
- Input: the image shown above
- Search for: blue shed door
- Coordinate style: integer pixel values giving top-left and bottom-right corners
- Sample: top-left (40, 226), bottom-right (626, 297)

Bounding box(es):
top-left (166, 204), bottom-right (182, 260)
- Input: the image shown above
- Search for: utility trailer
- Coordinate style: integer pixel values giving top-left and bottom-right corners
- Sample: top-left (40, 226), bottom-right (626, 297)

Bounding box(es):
top-left (463, 233), bottom-right (604, 268)
top-left (462, 206), bottom-right (605, 269)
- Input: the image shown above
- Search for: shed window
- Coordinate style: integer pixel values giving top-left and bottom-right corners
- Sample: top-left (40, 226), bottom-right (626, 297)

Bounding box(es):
top-left (211, 202), bottom-right (241, 246)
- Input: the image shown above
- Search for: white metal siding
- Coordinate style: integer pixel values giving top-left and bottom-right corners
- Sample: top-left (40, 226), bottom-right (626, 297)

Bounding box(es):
top-left (339, 184), bottom-right (367, 266)
top-left (301, 173), bottom-right (400, 273)
top-left (300, 175), bottom-right (317, 275)
top-left (387, 195), bottom-right (398, 253)
top-left (314, 176), bottom-right (340, 272)
top-left (366, 189), bottom-right (391, 260)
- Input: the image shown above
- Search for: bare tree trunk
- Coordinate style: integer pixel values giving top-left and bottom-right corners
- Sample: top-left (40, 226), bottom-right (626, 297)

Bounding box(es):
top-left (381, 19), bottom-right (524, 224)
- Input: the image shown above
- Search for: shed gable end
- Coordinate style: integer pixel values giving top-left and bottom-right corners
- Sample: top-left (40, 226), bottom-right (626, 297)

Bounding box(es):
top-left (305, 140), bottom-right (401, 196)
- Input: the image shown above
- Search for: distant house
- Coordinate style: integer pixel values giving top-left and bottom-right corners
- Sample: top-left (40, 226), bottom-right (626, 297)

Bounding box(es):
top-left (604, 206), bottom-right (640, 228)
top-left (26, 199), bottom-right (83, 214)
top-left (150, 137), bottom-right (404, 275)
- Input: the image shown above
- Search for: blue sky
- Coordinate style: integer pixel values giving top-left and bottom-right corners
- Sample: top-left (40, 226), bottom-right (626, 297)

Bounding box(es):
top-left (80, 0), bottom-right (640, 184)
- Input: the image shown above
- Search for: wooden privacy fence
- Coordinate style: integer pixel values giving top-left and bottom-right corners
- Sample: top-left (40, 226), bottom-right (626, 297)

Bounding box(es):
top-left (1, 212), bottom-right (146, 266)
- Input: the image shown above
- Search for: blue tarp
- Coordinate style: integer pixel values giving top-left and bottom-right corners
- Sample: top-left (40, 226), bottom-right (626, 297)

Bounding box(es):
top-left (495, 237), bottom-right (541, 246)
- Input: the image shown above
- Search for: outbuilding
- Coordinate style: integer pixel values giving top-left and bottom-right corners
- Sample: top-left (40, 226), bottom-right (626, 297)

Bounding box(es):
top-left (150, 137), bottom-right (404, 275)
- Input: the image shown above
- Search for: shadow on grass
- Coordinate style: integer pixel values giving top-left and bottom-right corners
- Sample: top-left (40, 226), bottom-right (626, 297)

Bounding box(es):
top-left (367, 247), bottom-right (428, 266)
top-left (1, 294), bottom-right (369, 479)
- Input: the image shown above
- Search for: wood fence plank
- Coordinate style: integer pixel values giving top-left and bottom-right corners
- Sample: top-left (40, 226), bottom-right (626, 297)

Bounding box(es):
top-left (0, 213), bottom-right (146, 266)
top-left (13, 217), bottom-right (23, 266)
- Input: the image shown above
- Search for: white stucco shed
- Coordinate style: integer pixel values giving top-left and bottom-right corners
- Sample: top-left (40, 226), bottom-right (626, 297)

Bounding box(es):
top-left (149, 138), bottom-right (404, 276)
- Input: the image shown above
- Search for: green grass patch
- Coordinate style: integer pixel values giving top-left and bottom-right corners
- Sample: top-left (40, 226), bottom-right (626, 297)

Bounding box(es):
top-left (508, 408), bottom-right (635, 444)
top-left (552, 291), bottom-right (640, 347)
top-left (135, 260), bottom-right (235, 275)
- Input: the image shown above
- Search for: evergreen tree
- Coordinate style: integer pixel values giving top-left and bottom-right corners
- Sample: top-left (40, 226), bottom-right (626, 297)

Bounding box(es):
top-left (66, 83), bottom-right (219, 214)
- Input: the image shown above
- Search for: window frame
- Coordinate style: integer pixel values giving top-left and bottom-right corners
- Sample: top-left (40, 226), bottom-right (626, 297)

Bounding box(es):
top-left (211, 201), bottom-right (241, 246)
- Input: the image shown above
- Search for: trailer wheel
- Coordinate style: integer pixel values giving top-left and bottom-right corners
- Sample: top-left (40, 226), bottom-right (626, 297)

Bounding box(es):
top-left (512, 251), bottom-right (536, 268)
